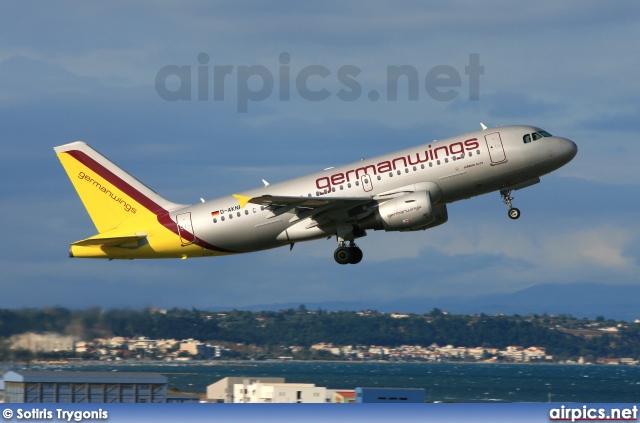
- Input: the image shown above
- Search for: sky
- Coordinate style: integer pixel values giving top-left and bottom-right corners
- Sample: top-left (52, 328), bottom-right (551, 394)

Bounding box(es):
top-left (1, 1), bottom-right (639, 313)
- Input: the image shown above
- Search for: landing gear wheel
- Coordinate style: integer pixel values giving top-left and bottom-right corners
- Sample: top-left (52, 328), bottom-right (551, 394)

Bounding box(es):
top-left (501, 189), bottom-right (521, 220)
top-left (349, 247), bottom-right (363, 264)
top-left (334, 246), bottom-right (352, 265)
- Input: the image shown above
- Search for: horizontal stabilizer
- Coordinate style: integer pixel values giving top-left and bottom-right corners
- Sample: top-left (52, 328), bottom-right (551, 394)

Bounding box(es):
top-left (72, 233), bottom-right (148, 247)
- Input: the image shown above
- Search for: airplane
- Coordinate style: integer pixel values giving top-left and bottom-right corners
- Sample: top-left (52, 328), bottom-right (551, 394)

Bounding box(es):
top-left (54, 124), bottom-right (577, 265)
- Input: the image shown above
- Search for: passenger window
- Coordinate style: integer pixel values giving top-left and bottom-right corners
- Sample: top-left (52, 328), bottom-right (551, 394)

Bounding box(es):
top-left (355, 181), bottom-right (360, 186)
top-left (523, 134), bottom-right (531, 143)
top-left (213, 218), bottom-right (217, 223)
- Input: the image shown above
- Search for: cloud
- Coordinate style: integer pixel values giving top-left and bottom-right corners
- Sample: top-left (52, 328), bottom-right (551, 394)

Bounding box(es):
top-left (0, 55), bottom-right (101, 105)
top-left (455, 91), bottom-right (564, 120)
top-left (439, 222), bottom-right (636, 270)
top-left (1, 1), bottom-right (640, 311)
top-left (582, 110), bottom-right (640, 134)
top-left (301, 210), bottom-right (640, 296)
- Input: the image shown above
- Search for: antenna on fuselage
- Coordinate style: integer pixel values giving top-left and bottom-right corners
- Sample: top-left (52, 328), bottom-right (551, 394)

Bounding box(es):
top-left (480, 123), bottom-right (487, 130)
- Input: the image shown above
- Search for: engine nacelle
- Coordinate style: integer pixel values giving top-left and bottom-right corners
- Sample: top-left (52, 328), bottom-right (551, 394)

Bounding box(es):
top-left (401, 204), bottom-right (448, 232)
top-left (361, 191), bottom-right (435, 232)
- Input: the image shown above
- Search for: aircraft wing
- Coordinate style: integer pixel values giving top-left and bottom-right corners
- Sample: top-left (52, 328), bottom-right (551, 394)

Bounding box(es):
top-left (71, 233), bottom-right (148, 247)
top-left (247, 195), bottom-right (371, 209)
top-left (244, 194), bottom-right (374, 225)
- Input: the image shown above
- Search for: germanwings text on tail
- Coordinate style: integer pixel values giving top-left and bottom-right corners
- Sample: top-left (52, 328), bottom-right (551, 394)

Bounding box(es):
top-left (54, 124), bottom-right (577, 264)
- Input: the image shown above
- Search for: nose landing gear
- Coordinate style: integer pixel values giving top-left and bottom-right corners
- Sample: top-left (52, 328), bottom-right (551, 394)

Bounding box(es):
top-left (500, 189), bottom-right (521, 220)
top-left (334, 241), bottom-right (363, 265)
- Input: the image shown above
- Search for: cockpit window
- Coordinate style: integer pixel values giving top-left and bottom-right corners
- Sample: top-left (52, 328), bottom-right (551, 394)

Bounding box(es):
top-left (524, 131), bottom-right (553, 144)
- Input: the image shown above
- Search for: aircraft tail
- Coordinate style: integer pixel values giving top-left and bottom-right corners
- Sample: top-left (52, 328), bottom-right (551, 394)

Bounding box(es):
top-left (54, 141), bottom-right (186, 233)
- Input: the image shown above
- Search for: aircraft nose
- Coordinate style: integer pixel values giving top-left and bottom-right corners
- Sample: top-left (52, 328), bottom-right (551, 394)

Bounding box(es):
top-left (556, 137), bottom-right (578, 163)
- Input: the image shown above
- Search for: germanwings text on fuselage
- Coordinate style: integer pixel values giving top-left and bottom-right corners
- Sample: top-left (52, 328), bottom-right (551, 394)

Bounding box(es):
top-left (316, 138), bottom-right (480, 191)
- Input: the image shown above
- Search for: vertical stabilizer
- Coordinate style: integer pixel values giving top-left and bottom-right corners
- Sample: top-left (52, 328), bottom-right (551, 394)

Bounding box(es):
top-left (54, 141), bottom-right (186, 233)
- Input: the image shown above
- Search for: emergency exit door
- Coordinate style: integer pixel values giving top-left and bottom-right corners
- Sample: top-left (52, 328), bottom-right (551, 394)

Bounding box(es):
top-left (176, 212), bottom-right (195, 246)
top-left (361, 174), bottom-right (373, 192)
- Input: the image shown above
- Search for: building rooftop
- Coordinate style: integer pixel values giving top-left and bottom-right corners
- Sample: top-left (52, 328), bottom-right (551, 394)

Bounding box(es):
top-left (335, 391), bottom-right (356, 398)
top-left (2, 371), bottom-right (167, 385)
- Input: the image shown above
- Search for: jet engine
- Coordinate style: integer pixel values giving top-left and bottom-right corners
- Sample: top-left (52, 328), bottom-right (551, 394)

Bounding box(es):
top-left (401, 204), bottom-right (448, 231)
top-left (358, 190), bottom-right (448, 232)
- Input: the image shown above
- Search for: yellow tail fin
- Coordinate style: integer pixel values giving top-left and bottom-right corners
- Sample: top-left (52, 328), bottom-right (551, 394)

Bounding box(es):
top-left (54, 141), bottom-right (184, 233)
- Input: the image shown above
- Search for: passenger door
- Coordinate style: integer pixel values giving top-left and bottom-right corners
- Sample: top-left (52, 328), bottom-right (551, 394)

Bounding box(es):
top-left (484, 132), bottom-right (507, 164)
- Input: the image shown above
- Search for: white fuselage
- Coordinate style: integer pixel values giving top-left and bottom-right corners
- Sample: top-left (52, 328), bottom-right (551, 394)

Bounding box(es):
top-left (175, 125), bottom-right (577, 253)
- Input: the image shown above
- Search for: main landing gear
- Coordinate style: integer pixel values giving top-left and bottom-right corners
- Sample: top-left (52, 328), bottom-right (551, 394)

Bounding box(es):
top-left (334, 241), bottom-right (363, 265)
top-left (500, 189), bottom-right (521, 220)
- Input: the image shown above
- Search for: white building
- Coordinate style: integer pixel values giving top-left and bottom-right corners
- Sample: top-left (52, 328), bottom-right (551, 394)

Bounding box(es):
top-left (524, 346), bottom-right (547, 361)
top-left (467, 347), bottom-right (487, 360)
top-left (9, 333), bottom-right (76, 353)
top-left (206, 377), bottom-right (285, 403)
top-left (132, 337), bottom-right (157, 351)
top-left (179, 340), bottom-right (224, 358)
top-left (104, 337), bottom-right (127, 349)
top-left (311, 343), bottom-right (341, 356)
top-left (233, 381), bottom-right (327, 403)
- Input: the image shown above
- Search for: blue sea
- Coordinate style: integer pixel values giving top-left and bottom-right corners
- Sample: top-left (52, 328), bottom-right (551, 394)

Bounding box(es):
top-left (6, 361), bottom-right (640, 403)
